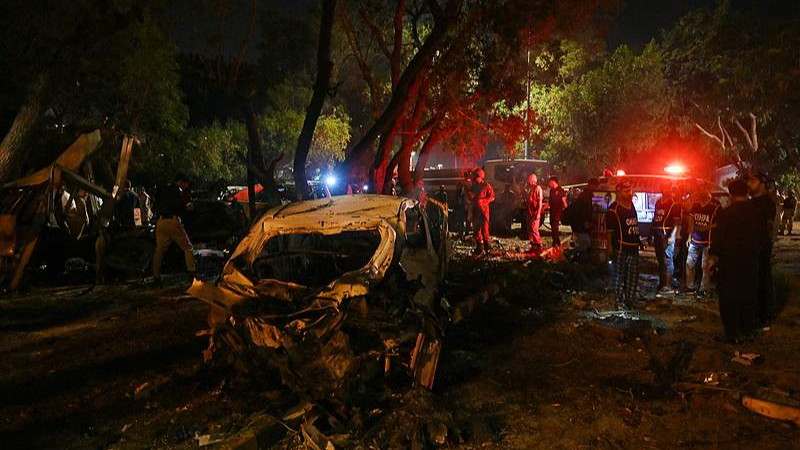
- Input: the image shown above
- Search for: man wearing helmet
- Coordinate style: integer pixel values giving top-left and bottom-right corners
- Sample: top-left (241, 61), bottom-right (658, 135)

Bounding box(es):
top-left (526, 173), bottom-right (544, 254)
top-left (468, 168), bottom-right (495, 255)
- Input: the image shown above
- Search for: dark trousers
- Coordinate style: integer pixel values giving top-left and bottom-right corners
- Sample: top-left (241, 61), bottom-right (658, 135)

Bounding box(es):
top-left (757, 243), bottom-right (774, 322)
top-left (550, 211), bottom-right (562, 247)
top-left (717, 256), bottom-right (759, 337)
top-left (653, 231), bottom-right (675, 289)
top-left (612, 248), bottom-right (639, 306)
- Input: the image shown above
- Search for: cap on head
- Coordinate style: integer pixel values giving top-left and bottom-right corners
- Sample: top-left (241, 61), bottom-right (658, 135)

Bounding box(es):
top-left (728, 179), bottom-right (749, 197)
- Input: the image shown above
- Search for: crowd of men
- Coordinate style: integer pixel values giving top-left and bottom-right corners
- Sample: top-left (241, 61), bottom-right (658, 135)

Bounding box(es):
top-left (606, 173), bottom-right (785, 342)
top-left (447, 165), bottom-right (789, 343)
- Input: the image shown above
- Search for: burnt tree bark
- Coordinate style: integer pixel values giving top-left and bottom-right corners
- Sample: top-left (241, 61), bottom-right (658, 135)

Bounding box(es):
top-left (294, 0), bottom-right (337, 199)
top-left (0, 74), bottom-right (50, 183)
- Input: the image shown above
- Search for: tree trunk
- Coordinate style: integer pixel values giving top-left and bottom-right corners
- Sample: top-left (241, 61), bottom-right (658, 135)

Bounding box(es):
top-left (413, 128), bottom-right (445, 185)
top-left (244, 104), bottom-right (262, 218)
top-left (0, 74), bottom-right (50, 183)
top-left (371, 126), bottom-right (398, 194)
top-left (341, 9), bottom-right (453, 180)
top-left (294, 0), bottom-right (336, 200)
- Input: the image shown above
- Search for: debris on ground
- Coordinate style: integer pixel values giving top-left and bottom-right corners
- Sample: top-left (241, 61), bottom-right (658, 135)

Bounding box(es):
top-left (732, 351), bottom-right (765, 366)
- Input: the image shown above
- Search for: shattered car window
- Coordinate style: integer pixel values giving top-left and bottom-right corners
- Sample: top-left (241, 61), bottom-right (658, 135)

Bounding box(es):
top-left (241, 230), bottom-right (381, 287)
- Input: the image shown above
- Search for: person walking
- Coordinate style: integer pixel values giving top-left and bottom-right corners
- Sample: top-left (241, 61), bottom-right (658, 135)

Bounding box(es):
top-left (548, 176), bottom-right (567, 248)
top-left (652, 186), bottom-right (683, 294)
top-left (153, 173), bottom-right (196, 282)
top-left (684, 188), bottom-right (720, 297)
top-left (468, 169), bottom-right (495, 255)
top-left (747, 172), bottom-right (777, 324)
top-left (605, 182), bottom-right (640, 308)
top-left (525, 173), bottom-right (544, 253)
top-left (779, 189), bottom-right (797, 235)
top-left (711, 179), bottom-right (762, 341)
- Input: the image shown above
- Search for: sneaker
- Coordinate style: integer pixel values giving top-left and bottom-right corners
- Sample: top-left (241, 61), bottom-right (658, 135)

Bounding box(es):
top-left (657, 287), bottom-right (675, 296)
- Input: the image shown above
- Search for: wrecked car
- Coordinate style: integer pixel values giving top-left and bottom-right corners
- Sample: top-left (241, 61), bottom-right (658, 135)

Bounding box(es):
top-left (189, 195), bottom-right (449, 401)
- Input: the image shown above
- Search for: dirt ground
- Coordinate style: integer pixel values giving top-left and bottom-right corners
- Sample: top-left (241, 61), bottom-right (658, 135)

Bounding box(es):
top-left (1, 228), bottom-right (799, 449)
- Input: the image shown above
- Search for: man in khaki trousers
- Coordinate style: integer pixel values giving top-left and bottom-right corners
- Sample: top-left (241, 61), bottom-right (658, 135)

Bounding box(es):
top-left (153, 174), bottom-right (196, 282)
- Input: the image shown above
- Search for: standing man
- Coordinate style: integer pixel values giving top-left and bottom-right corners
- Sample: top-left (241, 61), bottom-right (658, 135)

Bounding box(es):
top-left (153, 173), bottom-right (196, 282)
top-left (606, 182), bottom-right (640, 308)
top-left (684, 188), bottom-right (720, 297)
top-left (526, 173), bottom-right (545, 254)
top-left (711, 180), bottom-right (762, 341)
top-left (569, 178), bottom-right (598, 261)
top-left (747, 172), bottom-right (777, 324)
top-left (779, 189), bottom-right (797, 235)
top-left (115, 180), bottom-right (142, 228)
top-left (548, 176), bottom-right (567, 248)
top-left (434, 185), bottom-right (448, 205)
top-left (468, 169), bottom-right (495, 255)
top-left (652, 186), bottom-right (683, 294)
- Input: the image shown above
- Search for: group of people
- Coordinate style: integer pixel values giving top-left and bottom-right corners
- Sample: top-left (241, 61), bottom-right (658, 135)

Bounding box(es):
top-left (607, 172), bottom-right (783, 342)
top-left (449, 169), bottom-right (571, 257)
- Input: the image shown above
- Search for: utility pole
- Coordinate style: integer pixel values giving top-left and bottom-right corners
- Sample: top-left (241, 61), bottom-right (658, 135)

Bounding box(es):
top-left (525, 48), bottom-right (531, 160)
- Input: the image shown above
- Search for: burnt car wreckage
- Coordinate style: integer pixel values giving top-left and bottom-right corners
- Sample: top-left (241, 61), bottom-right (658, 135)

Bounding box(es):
top-left (0, 131), bottom-right (135, 290)
top-left (189, 195), bottom-right (452, 402)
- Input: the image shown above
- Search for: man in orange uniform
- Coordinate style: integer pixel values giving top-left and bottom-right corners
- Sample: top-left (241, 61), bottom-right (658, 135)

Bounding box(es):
top-left (469, 169), bottom-right (495, 255)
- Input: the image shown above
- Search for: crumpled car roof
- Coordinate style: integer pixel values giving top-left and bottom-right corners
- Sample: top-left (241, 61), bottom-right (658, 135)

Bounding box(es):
top-left (189, 195), bottom-right (417, 311)
top-left (263, 194), bottom-right (412, 222)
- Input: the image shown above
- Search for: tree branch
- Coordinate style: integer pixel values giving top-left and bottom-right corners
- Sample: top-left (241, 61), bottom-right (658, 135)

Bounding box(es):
top-left (231, 0), bottom-right (258, 87)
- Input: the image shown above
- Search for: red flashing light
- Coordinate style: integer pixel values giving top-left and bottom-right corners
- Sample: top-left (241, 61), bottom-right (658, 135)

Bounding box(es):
top-left (616, 169), bottom-right (626, 176)
top-left (664, 164), bottom-right (687, 175)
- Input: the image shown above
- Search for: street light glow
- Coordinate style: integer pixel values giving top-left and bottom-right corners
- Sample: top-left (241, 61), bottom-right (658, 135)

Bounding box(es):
top-left (616, 169), bottom-right (626, 176)
top-left (325, 175), bottom-right (337, 187)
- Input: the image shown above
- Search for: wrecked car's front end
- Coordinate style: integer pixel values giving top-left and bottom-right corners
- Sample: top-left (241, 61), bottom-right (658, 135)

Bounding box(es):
top-left (189, 195), bottom-right (449, 400)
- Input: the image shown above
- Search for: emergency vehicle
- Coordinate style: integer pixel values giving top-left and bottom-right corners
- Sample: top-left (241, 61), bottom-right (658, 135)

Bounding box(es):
top-left (566, 166), bottom-right (729, 255)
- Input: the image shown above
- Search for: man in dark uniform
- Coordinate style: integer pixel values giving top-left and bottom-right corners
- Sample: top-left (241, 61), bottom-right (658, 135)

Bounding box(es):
top-left (468, 169), bottom-right (495, 255)
top-left (433, 185), bottom-right (448, 205)
top-left (114, 180), bottom-right (142, 228)
top-left (651, 186), bottom-right (682, 293)
top-left (684, 188), bottom-right (720, 297)
top-left (779, 189), bottom-right (797, 235)
top-left (548, 176), bottom-right (567, 247)
top-left (747, 172), bottom-right (777, 323)
top-left (711, 180), bottom-right (762, 340)
top-left (569, 178), bottom-right (598, 261)
top-left (605, 182), bottom-right (640, 308)
top-left (153, 173), bottom-right (196, 282)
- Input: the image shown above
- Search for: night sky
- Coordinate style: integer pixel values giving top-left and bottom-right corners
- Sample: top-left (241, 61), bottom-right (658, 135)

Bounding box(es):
top-left (608, 0), bottom-right (719, 50)
top-left (170, 0), bottom-right (722, 57)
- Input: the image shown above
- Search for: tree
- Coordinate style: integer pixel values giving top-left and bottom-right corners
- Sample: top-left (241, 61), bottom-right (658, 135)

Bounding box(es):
top-left (337, 0), bottom-right (621, 193)
top-left (294, 0), bottom-right (337, 199)
top-left (533, 43), bottom-right (672, 177)
top-left (661, 0), bottom-right (800, 182)
top-left (0, 0), bottom-right (187, 182)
